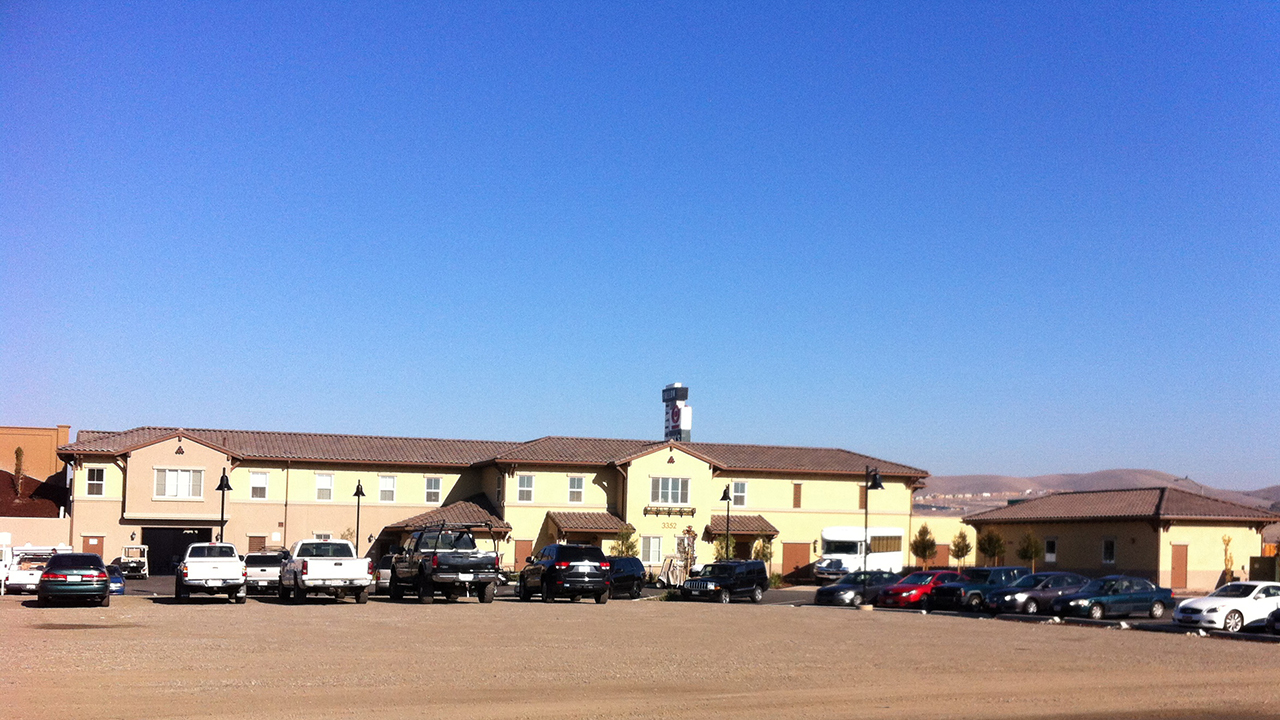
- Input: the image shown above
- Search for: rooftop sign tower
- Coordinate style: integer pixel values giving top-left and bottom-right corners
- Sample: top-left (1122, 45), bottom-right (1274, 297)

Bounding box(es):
top-left (662, 383), bottom-right (692, 442)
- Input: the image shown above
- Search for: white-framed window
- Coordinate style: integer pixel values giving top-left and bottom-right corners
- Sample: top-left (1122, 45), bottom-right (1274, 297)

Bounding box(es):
top-left (1044, 538), bottom-right (1058, 563)
top-left (424, 476), bottom-right (442, 504)
top-left (379, 475), bottom-right (396, 503)
top-left (568, 476), bottom-right (584, 504)
top-left (153, 468), bottom-right (203, 499)
top-left (315, 473), bottom-right (333, 501)
top-left (250, 471), bottom-right (268, 499)
top-left (731, 481), bottom-right (747, 507)
top-left (313, 532), bottom-right (332, 541)
top-left (86, 468), bottom-right (105, 497)
top-left (1102, 538), bottom-right (1116, 564)
top-left (650, 477), bottom-right (690, 505)
top-left (642, 536), bottom-right (662, 565)
top-left (517, 475), bottom-right (534, 503)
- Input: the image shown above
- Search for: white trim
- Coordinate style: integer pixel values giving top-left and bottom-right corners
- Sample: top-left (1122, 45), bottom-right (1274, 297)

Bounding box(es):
top-left (379, 475), bottom-right (396, 503)
top-left (424, 476), bottom-right (442, 505)
top-left (517, 474), bottom-right (535, 503)
top-left (568, 476), bottom-right (584, 504)
top-left (649, 476), bottom-right (690, 506)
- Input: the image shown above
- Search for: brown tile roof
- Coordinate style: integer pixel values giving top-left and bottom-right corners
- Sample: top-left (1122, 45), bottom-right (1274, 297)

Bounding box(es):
top-left (61, 428), bottom-right (927, 479)
top-left (964, 487), bottom-right (1280, 524)
top-left (705, 514), bottom-right (779, 536)
top-left (547, 511), bottom-right (629, 534)
top-left (384, 494), bottom-right (510, 532)
top-left (62, 427), bottom-right (521, 467)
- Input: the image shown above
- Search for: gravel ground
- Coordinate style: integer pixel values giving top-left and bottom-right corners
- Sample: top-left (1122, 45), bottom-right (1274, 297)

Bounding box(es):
top-left (4, 591), bottom-right (1280, 720)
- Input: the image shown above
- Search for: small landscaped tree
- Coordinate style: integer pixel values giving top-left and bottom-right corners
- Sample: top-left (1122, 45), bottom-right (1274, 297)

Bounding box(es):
top-left (712, 534), bottom-right (737, 561)
top-left (909, 524), bottom-right (938, 569)
top-left (609, 526), bottom-right (639, 557)
top-left (950, 530), bottom-right (973, 568)
top-left (12, 447), bottom-right (24, 496)
top-left (752, 537), bottom-right (774, 575)
top-left (1015, 531), bottom-right (1044, 572)
top-left (976, 529), bottom-right (1006, 566)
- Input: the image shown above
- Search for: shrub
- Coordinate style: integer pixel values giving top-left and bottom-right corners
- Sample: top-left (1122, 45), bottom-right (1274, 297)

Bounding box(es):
top-left (909, 524), bottom-right (938, 568)
top-left (769, 572), bottom-right (785, 589)
top-left (950, 530), bottom-right (973, 567)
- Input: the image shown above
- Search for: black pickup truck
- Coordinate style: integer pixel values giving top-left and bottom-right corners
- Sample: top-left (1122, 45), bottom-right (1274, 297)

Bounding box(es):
top-left (388, 522), bottom-right (502, 604)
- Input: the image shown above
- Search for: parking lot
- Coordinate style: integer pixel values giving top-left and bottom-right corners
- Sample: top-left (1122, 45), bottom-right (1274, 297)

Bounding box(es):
top-left (5, 586), bottom-right (1280, 720)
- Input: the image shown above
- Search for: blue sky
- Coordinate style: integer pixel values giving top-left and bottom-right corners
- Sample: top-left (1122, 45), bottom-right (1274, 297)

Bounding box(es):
top-left (2, 4), bottom-right (1277, 488)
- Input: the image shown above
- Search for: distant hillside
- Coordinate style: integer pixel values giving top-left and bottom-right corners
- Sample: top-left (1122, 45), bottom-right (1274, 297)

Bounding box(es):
top-left (916, 469), bottom-right (1271, 516)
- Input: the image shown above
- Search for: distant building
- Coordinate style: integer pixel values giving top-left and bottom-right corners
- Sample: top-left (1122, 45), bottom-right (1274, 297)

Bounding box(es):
top-left (964, 487), bottom-right (1279, 591)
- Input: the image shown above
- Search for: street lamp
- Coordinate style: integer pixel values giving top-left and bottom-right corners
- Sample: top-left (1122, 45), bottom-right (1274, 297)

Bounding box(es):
top-left (353, 481), bottom-right (366, 556)
top-left (719, 484), bottom-right (732, 560)
top-left (862, 466), bottom-right (883, 572)
top-left (216, 468), bottom-right (233, 542)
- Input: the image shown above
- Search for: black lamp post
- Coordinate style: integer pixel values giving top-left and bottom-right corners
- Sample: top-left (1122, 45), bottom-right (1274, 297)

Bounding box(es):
top-left (719, 484), bottom-right (732, 559)
top-left (216, 468), bottom-right (233, 542)
top-left (353, 481), bottom-right (366, 556)
top-left (862, 466), bottom-right (883, 572)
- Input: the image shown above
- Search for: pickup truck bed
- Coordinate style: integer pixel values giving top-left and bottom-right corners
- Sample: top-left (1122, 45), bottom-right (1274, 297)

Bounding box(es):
top-left (279, 540), bottom-right (373, 604)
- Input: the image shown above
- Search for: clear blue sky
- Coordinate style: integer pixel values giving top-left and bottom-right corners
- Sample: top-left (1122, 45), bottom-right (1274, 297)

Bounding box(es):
top-left (2, 4), bottom-right (1276, 488)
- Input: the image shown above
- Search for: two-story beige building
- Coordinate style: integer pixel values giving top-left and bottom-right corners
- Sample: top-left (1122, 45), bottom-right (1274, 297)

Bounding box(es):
top-left (58, 426), bottom-right (928, 577)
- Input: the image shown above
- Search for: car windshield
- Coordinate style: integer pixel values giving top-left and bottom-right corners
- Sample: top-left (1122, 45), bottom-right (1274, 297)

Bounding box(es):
top-left (1081, 579), bottom-right (1117, 594)
top-left (297, 542), bottom-right (354, 558)
top-left (898, 572), bottom-right (935, 585)
top-left (1011, 574), bottom-right (1048, 589)
top-left (703, 564), bottom-right (735, 578)
top-left (188, 545), bottom-right (237, 558)
top-left (961, 569), bottom-right (991, 583)
top-left (1210, 583), bottom-right (1257, 598)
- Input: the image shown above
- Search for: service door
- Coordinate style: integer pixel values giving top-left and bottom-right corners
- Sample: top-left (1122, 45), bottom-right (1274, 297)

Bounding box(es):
top-left (782, 542), bottom-right (811, 582)
top-left (514, 540), bottom-right (534, 569)
top-left (82, 536), bottom-right (104, 555)
top-left (1171, 544), bottom-right (1189, 589)
top-left (247, 536), bottom-right (267, 553)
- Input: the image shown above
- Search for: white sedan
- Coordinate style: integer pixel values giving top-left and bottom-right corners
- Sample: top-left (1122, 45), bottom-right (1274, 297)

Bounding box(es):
top-left (1173, 581), bottom-right (1280, 633)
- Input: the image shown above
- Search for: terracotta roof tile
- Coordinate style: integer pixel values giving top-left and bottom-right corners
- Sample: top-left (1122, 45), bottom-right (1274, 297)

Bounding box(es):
top-left (385, 494), bottom-right (510, 532)
top-left (965, 487), bottom-right (1280, 524)
top-left (683, 442), bottom-right (927, 477)
top-left (705, 514), bottom-right (779, 536)
top-left (547, 511), bottom-right (629, 533)
top-left (492, 436), bottom-right (661, 465)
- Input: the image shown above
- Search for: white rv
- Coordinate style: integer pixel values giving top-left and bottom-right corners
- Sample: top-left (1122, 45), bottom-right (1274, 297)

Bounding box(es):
top-left (813, 526), bottom-right (904, 583)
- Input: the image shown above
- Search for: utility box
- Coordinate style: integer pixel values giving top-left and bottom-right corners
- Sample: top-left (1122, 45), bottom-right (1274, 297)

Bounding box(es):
top-left (1249, 556), bottom-right (1278, 582)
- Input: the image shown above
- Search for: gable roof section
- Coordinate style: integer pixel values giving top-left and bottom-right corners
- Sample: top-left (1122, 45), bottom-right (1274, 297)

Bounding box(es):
top-left (547, 511), bottom-right (630, 534)
top-left (61, 428), bottom-right (927, 479)
top-left (61, 427), bottom-right (521, 467)
top-left (965, 487), bottom-right (1280, 524)
top-left (705, 514), bottom-right (779, 536)
top-left (384, 494), bottom-right (511, 532)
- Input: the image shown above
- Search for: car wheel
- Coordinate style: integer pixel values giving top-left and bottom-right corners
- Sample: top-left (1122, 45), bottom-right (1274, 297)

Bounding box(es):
top-left (416, 576), bottom-right (434, 604)
top-left (852, 592), bottom-right (864, 606)
top-left (355, 588), bottom-right (369, 604)
top-left (36, 593), bottom-right (47, 608)
top-left (389, 574), bottom-right (403, 601)
top-left (965, 594), bottom-right (983, 612)
top-left (920, 595), bottom-right (931, 611)
top-left (595, 591), bottom-right (608, 605)
top-left (655, 579), bottom-right (666, 590)
top-left (1025, 599), bottom-right (1039, 615)
top-left (1149, 601), bottom-right (1166, 619)
top-left (541, 581), bottom-right (555, 603)
top-left (278, 583), bottom-right (291, 601)
top-left (100, 594), bottom-right (110, 607)
top-left (750, 586), bottom-right (763, 604)
top-left (1266, 616), bottom-right (1277, 635)
top-left (570, 595), bottom-right (582, 603)
top-left (234, 587), bottom-right (247, 604)
top-left (718, 589), bottom-right (731, 604)
top-left (518, 579), bottom-right (532, 602)
top-left (1224, 610), bottom-right (1244, 633)
top-left (291, 584), bottom-right (304, 604)
top-left (681, 590), bottom-right (692, 601)
top-left (174, 579), bottom-right (187, 603)
top-left (630, 583), bottom-right (642, 600)
top-left (478, 582), bottom-right (496, 604)
top-left (1089, 603), bottom-right (1105, 620)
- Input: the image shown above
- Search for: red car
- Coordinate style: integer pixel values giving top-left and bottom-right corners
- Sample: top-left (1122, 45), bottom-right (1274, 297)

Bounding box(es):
top-left (875, 570), bottom-right (961, 608)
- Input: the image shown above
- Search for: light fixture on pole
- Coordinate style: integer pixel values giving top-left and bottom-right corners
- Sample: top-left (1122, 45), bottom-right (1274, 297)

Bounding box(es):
top-left (216, 468), bottom-right (233, 542)
top-left (719, 484), bottom-right (732, 559)
top-left (353, 481), bottom-right (366, 556)
top-left (863, 466), bottom-right (883, 572)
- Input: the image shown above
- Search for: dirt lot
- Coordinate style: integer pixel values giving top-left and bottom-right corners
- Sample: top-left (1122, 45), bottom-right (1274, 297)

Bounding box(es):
top-left (4, 592), bottom-right (1279, 720)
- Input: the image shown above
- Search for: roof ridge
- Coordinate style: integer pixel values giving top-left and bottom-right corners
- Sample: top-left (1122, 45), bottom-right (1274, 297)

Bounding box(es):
top-left (175, 427), bottom-right (522, 446)
top-left (1160, 485), bottom-right (1276, 515)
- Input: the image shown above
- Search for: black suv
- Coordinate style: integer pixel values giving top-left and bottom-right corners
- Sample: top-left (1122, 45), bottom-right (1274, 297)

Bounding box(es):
top-left (681, 560), bottom-right (768, 603)
top-left (607, 556), bottom-right (646, 599)
top-left (519, 544), bottom-right (611, 604)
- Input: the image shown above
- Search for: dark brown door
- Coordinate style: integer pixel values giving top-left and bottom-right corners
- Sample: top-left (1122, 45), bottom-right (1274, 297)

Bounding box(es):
top-left (82, 536), bottom-right (104, 555)
top-left (782, 542), bottom-right (810, 581)
top-left (1172, 544), bottom-right (1188, 589)
top-left (248, 536), bottom-right (266, 552)
top-left (514, 540), bottom-right (534, 569)
top-left (733, 539), bottom-right (752, 560)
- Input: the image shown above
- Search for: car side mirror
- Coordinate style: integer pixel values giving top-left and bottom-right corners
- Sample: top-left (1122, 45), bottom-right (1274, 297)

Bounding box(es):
top-left (525, 556), bottom-right (534, 564)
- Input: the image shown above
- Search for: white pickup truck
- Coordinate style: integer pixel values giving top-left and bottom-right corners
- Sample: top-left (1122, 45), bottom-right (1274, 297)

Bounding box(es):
top-left (175, 542), bottom-right (247, 603)
top-left (279, 539), bottom-right (373, 604)
top-left (5, 546), bottom-right (70, 594)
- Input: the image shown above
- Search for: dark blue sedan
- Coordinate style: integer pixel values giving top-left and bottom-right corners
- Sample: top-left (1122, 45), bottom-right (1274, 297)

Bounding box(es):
top-left (1050, 575), bottom-right (1173, 619)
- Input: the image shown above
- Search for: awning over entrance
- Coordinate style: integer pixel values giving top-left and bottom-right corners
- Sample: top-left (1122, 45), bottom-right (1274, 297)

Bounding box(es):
top-left (703, 514), bottom-right (779, 540)
top-left (547, 511), bottom-right (630, 535)
top-left (384, 494), bottom-right (511, 534)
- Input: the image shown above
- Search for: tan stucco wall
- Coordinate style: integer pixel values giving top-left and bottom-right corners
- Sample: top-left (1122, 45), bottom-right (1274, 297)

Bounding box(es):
top-left (907, 516), bottom-right (974, 567)
top-left (967, 520), bottom-right (1161, 577)
top-left (1161, 523), bottom-right (1264, 592)
top-left (0, 425), bottom-right (70, 480)
top-left (500, 465), bottom-right (619, 551)
top-left (0, 516), bottom-right (72, 547)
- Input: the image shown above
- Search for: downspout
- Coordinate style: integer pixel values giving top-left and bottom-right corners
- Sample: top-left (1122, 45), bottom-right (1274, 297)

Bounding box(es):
top-left (283, 461), bottom-right (291, 548)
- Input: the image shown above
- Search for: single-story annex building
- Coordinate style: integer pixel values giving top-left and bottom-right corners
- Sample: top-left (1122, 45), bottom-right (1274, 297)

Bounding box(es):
top-left (57, 426), bottom-right (929, 578)
top-left (964, 487), bottom-right (1280, 592)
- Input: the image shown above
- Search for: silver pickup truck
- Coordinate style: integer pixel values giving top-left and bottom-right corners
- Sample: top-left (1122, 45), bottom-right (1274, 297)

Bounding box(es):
top-left (279, 539), bottom-right (373, 604)
top-left (175, 542), bottom-right (247, 603)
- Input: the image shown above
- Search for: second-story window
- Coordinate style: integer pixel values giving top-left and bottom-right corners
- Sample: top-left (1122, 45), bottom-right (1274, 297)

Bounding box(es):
top-left (250, 472), bottom-right (268, 499)
top-left (732, 481), bottom-right (747, 507)
top-left (568, 476), bottom-right (584, 503)
top-left (650, 477), bottom-right (689, 505)
top-left (153, 468), bottom-right (203, 499)
top-left (424, 477), bottom-right (441, 504)
top-left (379, 475), bottom-right (396, 503)
top-left (517, 474), bottom-right (534, 503)
top-left (316, 473), bottom-right (333, 501)
top-left (86, 468), bottom-right (105, 496)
